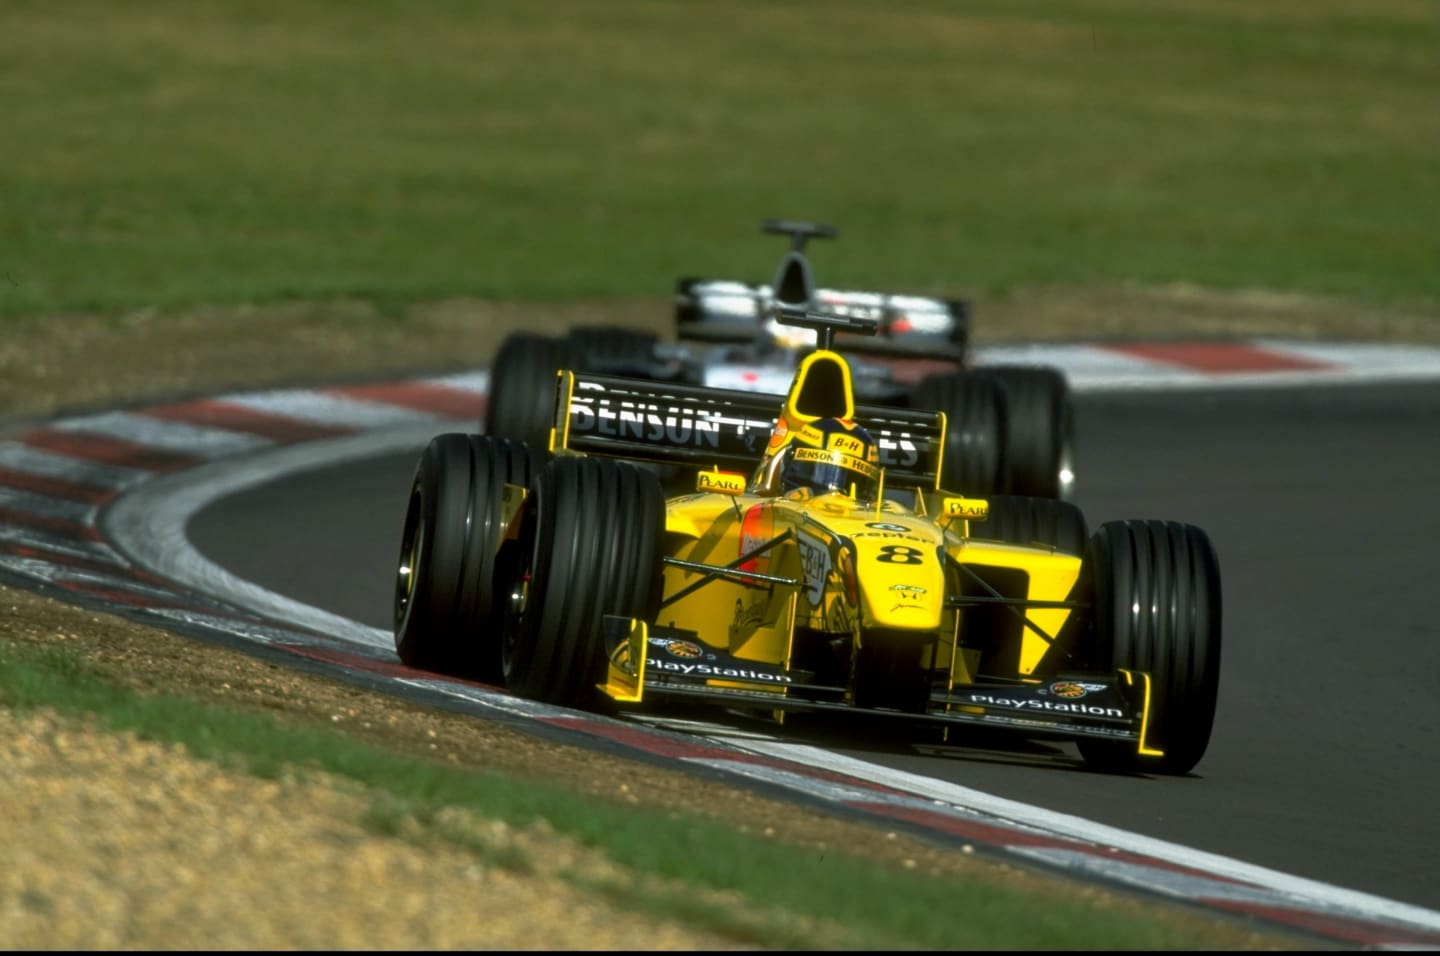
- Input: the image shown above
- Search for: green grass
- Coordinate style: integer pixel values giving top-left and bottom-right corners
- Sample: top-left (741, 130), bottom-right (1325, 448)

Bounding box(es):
top-left (1, 0), bottom-right (1434, 318)
top-left (0, 636), bottom-right (1235, 949)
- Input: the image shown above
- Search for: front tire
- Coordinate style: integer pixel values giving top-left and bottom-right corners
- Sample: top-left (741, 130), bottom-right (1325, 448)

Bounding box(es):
top-left (501, 456), bottom-right (666, 708)
top-left (394, 434), bottom-right (543, 680)
top-left (1076, 521), bottom-right (1222, 775)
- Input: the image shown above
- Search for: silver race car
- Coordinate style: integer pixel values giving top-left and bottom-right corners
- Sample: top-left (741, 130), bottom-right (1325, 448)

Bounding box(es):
top-left (484, 220), bottom-right (1075, 500)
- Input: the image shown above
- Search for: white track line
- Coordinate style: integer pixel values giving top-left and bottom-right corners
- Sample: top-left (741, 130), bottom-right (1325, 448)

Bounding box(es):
top-left (102, 421), bottom-right (455, 651)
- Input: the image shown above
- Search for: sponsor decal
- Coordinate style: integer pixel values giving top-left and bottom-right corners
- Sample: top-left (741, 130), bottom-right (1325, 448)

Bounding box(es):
top-left (729, 596), bottom-right (768, 641)
top-left (943, 497), bottom-right (988, 520)
top-left (853, 531), bottom-right (928, 541)
top-left (792, 447), bottom-right (879, 479)
top-left (569, 399), bottom-right (724, 449)
top-left (874, 437), bottom-right (920, 468)
top-left (645, 636), bottom-right (705, 660)
top-left (797, 532), bottom-right (831, 604)
top-left (827, 432), bottom-right (864, 457)
top-left (739, 504), bottom-right (771, 575)
top-left (966, 694), bottom-right (1124, 718)
top-left (647, 659), bottom-right (794, 683)
top-left (767, 417), bottom-right (790, 451)
top-left (697, 469), bottom-right (746, 495)
top-left (797, 423), bottom-right (825, 447)
top-left (866, 522), bottom-right (910, 532)
top-left (1046, 681), bottom-right (1106, 699)
top-left (568, 397), bottom-right (771, 451)
top-left (890, 583), bottom-right (926, 600)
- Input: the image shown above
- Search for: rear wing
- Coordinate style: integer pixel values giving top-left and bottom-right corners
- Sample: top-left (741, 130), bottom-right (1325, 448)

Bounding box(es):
top-left (551, 370), bottom-right (947, 489)
top-left (675, 278), bottom-right (970, 362)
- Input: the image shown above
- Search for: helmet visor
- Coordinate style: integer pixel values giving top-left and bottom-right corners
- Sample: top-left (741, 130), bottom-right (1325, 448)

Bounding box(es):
top-left (784, 447), bottom-right (879, 500)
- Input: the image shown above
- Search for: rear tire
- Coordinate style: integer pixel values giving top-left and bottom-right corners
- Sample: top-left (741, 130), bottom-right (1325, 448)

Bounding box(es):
top-left (567, 325), bottom-right (659, 374)
top-left (484, 332), bottom-right (572, 452)
top-left (394, 434), bottom-right (543, 680)
top-left (978, 365), bottom-right (1075, 500)
top-left (911, 371), bottom-right (1009, 496)
top-left (1076, 521), bottom-right (1222, 775)
top-left (973, 495), bottom-right (1087, 555)
top-left (965, 495), bottom-right (1089, 675)
top-left (501, 456), bottom-right (665, 708)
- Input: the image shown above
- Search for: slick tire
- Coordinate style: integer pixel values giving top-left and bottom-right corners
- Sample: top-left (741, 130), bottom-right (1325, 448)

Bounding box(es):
top-left (1076, 521), bottom-right (1223, 776)
top-left (566, 324), bottom-right (659, 375)
top-left (977, 365), bottom-right (1075, 500)
top-left (501, 456), bottom-right (665, 708)
top-left (972, 495), bottom-right (1088, 555)
top-left (394, 434), bottom-right (544, 680)
top-left (484, 332), bottom-right (573, 452)
top-left (910, 370), bottom-right (1009, 496)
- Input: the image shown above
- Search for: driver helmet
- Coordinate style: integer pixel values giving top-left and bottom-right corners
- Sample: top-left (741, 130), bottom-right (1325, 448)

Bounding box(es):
top-left (778, 417), bottom-right (881, 501)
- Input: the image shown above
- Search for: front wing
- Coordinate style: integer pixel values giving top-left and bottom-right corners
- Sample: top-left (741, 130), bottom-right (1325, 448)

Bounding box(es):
top-left (601, 617), bottom-right (1161, 753)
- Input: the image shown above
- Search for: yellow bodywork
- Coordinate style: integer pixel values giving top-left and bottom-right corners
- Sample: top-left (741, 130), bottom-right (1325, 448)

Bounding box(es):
top-left (544, 328), bottom-right (1156, 758)
top-left (603, 487), bottom-right (1084, 700)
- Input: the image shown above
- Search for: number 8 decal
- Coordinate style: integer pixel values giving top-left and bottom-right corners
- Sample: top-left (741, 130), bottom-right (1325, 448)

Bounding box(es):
top-left (876, 545), bottom-right (924, 565)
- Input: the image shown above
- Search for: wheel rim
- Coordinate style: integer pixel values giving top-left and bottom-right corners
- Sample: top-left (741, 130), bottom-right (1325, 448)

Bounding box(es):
top-left (393, 487), bottom-right (424, 629)
top-left (498, 509), bottom-right (538, 681)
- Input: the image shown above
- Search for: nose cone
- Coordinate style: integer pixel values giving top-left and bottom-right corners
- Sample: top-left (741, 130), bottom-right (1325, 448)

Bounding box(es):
top-left (850, 531), bottom-right (946, 631)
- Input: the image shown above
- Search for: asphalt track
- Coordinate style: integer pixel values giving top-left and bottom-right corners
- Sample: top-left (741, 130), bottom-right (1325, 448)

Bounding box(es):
top-left (187, 379), bottom-right (1440, 916)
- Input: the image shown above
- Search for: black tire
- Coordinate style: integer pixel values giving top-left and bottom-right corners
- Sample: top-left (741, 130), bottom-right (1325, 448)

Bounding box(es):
top-left (484, 332), bottom-right (573, 452)
top-left (501, 456), bottom-right (665, 708)
top-left (1076, 521), bottom-right (1223, 776)
top-left (962, 495), bottom-right (1089, 677)
top-left (566, 324), bottom-right (659, 374)
top-left (978, 365), bottom-right (1075, 501)
top-left (910, 371), bottom-right (1009, 496)
top-left (972, 494), bottom-right (1088, 555)
top-left (394, 434), bottom-right (544, 680)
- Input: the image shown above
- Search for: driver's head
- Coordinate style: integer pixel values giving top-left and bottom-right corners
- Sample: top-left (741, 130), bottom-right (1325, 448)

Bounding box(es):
top-left (778, 417), bottom-right (881, 501)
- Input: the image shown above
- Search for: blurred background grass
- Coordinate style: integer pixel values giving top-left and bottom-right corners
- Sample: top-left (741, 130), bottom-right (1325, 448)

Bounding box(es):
top-left (1, 0), bottom-right (1435, 319)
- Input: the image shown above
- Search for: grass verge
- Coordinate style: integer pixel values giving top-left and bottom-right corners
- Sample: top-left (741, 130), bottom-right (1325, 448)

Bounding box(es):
top-left (0, 634), bottom-right (1286, 950)
top-left (2, 0), bottom-right (1434, 318)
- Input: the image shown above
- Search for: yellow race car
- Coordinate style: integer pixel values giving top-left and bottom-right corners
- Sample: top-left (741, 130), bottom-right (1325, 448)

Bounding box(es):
top-left (395, 307), bottom-right (1222, 774)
